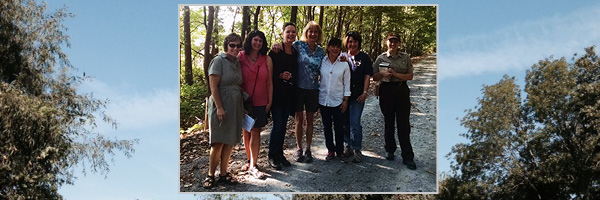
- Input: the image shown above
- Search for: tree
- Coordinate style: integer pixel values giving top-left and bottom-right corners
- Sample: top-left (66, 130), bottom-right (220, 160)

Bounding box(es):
top-left (441, 47), bottom-right (600, 199)
top-left (0, 0), bottom-right (136, 199)
top-left (253, 6), bottom-right (261, 30)
top-left (183, 6), bottom-right (193, 85)
top-left (290, 6), bottom-right (298, 24)
top-left (203, 6), bottom-right (215, 93)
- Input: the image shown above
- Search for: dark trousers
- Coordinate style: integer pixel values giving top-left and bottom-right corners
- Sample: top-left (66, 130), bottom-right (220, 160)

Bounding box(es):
top-left (379, 82), bottom-right (414, 161)
top-left (320, 105), bottom-right (344, 155)
top-left (269, 103), bottom-right (289, 157)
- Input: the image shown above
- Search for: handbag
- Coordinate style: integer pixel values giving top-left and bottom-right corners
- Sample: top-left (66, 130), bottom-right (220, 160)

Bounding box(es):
top-left (244, 59), bottom-right (260, 116)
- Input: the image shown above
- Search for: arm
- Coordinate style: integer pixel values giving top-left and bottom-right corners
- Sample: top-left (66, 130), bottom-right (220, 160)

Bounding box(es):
top-left (357, 75), bottom-right (371, 103)
top-left (266, 56), bottom-right (273, 113)
top-left (209, 74), bottom-right (226, 121)
top-left (340, 64), bottom-right (351, 113)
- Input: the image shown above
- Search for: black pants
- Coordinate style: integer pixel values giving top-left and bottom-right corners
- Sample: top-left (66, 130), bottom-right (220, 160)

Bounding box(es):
top-left (320, 105), bottom-right (344, 155)
top-left (379, 82), bottom-right (414, 161)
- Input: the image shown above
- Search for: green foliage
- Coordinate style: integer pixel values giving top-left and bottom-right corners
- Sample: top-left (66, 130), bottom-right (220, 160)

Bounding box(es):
top-left (180, 81), bottom-right (209, 129)
top-left (441, 47), bottom-right (600, 199)
top-left (293, 194), bottom-right (433, 200)
top-left (1, 0), bottom-right (136, 198)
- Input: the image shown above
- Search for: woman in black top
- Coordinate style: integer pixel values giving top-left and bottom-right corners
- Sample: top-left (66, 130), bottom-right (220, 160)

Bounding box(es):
top-left (267, 22), bottom-right (298, 170)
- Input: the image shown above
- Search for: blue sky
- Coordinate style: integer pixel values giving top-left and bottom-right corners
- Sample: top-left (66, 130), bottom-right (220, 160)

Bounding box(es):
top-left (42, 0), bottom-right (600, 199)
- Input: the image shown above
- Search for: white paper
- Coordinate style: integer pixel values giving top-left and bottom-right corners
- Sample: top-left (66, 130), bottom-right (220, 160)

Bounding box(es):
top-left (379, 66), bottom-right (390, 82)
top-left (243, 114), bottom-right (255, 132)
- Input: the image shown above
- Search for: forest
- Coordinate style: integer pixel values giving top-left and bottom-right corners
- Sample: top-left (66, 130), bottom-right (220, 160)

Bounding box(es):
top-left (178, 5), bottom-right (437, 130)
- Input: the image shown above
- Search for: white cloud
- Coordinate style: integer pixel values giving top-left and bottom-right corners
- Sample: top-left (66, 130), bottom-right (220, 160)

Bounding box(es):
top-left (440, 4), bottom-right (600, 80)
top-left (79, 80), bottom-right (178, 132)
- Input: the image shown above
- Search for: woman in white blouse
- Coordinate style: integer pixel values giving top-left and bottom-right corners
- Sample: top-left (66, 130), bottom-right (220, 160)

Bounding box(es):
top-left (319, 37), bottom-right (351, 162)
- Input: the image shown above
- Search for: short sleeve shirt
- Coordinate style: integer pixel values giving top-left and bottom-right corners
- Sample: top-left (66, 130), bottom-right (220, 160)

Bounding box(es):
top-left (293, 40), bottom-right (325, 90)
top-left (373, 51), bottom-right (413, 82)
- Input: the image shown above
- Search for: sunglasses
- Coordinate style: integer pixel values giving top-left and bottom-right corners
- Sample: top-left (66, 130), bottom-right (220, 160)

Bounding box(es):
top-left (228, 43), bottom-right (242, 48)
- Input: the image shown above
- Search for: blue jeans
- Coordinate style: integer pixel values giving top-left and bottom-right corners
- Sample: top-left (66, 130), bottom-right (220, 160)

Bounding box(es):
top-left (343, 98), bottom-right (365, 151)
top-left (269, 103), bottom-right (289, 157)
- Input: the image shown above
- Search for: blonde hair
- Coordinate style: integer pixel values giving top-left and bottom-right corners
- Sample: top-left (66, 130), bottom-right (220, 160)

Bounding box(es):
top-left (300, 21), bottom-right (322, 44)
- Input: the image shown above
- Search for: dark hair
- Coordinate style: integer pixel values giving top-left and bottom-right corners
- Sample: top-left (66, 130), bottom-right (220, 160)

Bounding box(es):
top-left (223, 33), bottom-right (242, 51)
top-left (327, 37), bottom-right (342, 48)
top-left (243, 30), bottom-right (269, 55)
top-left (282, 22), bottom-right (296, 31)
top-left (343, 31), bottom-right (362, 50)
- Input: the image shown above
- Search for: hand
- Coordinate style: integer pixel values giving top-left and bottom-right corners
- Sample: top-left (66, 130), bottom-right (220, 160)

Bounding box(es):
top-left (271, 43), bottom-right (282, 53)
top-left (340, 101), bottom-right (348, 113)
top-left (387, 68), bottom-right (396, 78)
top-left (357, 93), bottom-right (368, 103)
top-left (280, 71), bottom-right (291, 80)
top-left (265, 103), bottom-right (271, 113)
top-left (217, 107), bottom-right (226, 121)
top-left (339, 55), bottom-right (348, 62)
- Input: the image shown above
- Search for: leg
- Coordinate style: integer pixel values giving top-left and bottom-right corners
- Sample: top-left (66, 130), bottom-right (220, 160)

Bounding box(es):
top-left (220, 144), bottom-right (235, 174)
top-left (243, 129), bottom-right (251, 168)
top-left (343, 103), bottom-right (351, 148)
top-left (294, 111), bottom-right (304, 150)
top-left (379, 84), bottom-right (398, 154)
top-left (349, 99), bottom-right (365, 151)
top-left (269, 105), bottom-right (285, 157)
top-left (305, 111), bottom-right (315, 150)
top-left (249, 128), bottom-right (262, 168)
top-left (209, 143), bottom-right (224, 177)
top-left (397, 86), bottom-right (414, 161)
top-left (320, 106), bottom-right (335, 152)
top-left (332, 105), bottom-right (345, 155)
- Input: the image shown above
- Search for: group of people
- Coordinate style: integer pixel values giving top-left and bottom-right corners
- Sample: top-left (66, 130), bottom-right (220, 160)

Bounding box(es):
top-left (202, 21), bottom-right (417, 189)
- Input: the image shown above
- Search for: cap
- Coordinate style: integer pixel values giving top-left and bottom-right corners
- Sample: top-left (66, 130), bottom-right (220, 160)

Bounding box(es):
top-left (386, 32), bottom-right (399, 41)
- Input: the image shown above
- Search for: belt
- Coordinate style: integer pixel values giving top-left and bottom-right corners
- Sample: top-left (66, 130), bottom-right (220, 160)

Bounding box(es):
top-left (381, 81), bottom-right (406, 86)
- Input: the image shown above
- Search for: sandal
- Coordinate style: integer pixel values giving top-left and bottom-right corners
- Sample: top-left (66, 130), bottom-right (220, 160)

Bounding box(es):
top-left (241, 160), bottom-right (251, 171)
top-left (218, 172), bottom-right (238, 185)
top-left (202, 175), bottom-right (216, 189)
top-left (248, 167), bottom-right (265, 179)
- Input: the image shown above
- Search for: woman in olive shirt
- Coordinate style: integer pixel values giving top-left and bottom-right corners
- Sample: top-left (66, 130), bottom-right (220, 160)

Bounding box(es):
top-left (372, 32), bottom-right (416, 170)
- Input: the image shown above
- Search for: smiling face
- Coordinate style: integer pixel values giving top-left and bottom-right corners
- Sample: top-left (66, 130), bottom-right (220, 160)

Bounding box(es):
top-left (327, 45), bottom-right (341, 57)
top-left (226, 40), bottom-right (241, 57)
top-left (251, 35), bottom-right (263, 52)
top-left (387, 38), bottom-right (400, 52)
top-left (347, 36), bottom-right (359, 52)
top-left (282, 25), bottom-right (297, 44)
top-left (307, 27), bottom-right (320, 43)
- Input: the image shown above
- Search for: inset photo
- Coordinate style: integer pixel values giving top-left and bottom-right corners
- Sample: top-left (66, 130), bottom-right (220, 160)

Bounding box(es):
top-left (178, 5), bottom-right (437, 193)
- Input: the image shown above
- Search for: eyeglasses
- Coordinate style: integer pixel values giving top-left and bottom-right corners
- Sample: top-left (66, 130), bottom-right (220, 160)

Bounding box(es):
top-left (228, 43), bottom-right (242, 48)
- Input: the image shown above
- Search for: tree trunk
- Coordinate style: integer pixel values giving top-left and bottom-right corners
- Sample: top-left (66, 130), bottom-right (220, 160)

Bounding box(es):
top-left (212, 7), bottom-right (220, 57)
top-left (183, 6), bottom-right (193, 85)
top-left (231, 7), bottom-right (239, 33)
top-left (335, 6), bottom-right (344, 38)
top-left (203, 6), bottom-right (215, 93)
top-left (242, 6), bottom-right (249, 40)
top-left (318, 6), bottom-right (324, 27)
top-left (306, 6), bottom-right (313, 21)
top-left (253, 6), bottom-right (261, 30)
top-left (290, 6), bottom-right (298, 24)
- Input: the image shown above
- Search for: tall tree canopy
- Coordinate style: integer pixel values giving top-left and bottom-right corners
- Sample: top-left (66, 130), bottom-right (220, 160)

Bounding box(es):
top-left (439, 47), bottom-right (600, 199)
top-left (1, 1), bottom-right (136, 198)
top-left (178, 5), bottom-right (436, 129)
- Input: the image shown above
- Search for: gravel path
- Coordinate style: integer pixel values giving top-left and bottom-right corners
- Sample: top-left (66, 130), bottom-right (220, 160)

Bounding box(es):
top-left (180, 55), bottom-right (437, 193)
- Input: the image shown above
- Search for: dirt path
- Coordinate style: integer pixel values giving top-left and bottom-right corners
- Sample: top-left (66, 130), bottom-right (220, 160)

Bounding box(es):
top-left (180, 55), bottom-right (437, 193)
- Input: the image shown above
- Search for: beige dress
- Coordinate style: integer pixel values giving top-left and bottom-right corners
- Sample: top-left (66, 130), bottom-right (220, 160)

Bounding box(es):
top-left (208, 53), bottom-right (243, 145)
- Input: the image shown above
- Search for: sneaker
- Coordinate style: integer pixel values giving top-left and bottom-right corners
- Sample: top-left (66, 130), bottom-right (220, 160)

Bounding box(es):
top-left (304, 150), bottom-right (313, 163)
top-left (268, 155), bottom-right (282, 170)
top-left (352, 150), bottom-right (363, 163)
top-left (403, 160), bottom-right (417, 170)
top-left (278, 153), bottom-right (291, 167)
top-left (248, 167), bottom-right (266, 179)
top-left (337, 153), bottom-right (349, 163)
top-left (325, 151), bottom-right (335, 161)
top-left (386, 152), bottom-right (395, 161)
top-left (295, 149), bottom-right (305, 162)
top-left (344, 146), bottom-right (354, 157)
